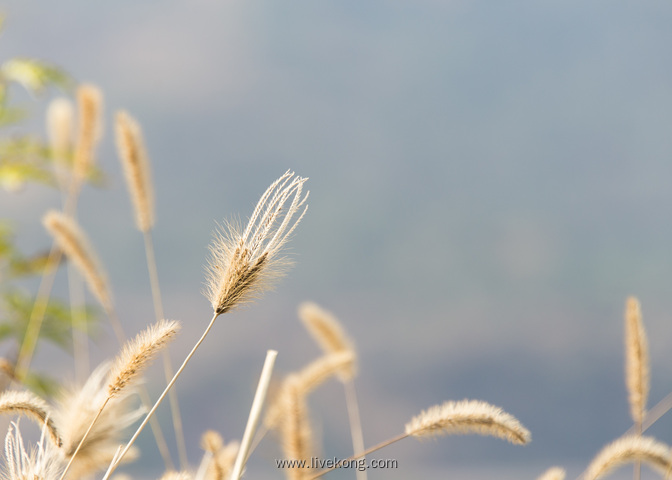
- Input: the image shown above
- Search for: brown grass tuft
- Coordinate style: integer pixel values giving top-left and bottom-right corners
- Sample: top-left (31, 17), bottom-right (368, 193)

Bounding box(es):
top-left (108, 320), bottom-right (180, 398)
top-left (625, 296), bottom-right (650, 428)
top-left (43, 210), bottom-right (112, 311)
top-left (204, 171), bottom-right (308, 315)
top-left (0, 390), bottom-right (62, 447)
top-left (584, 436), bottom-right (671, 480)
top-left (115, 110), bottom-right (155, 232)
top-left (404, 399), bottom-right (530, 445)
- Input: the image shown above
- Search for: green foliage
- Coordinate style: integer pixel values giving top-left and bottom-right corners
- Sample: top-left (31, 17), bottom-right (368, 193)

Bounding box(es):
top-left (0, 289), bottom-right (100, 352)
top-left (0, 58), bottom-right (71, 95)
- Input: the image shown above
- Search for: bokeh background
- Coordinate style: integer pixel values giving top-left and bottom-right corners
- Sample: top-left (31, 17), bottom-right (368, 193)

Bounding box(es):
top-left (2, 1), bottom-right (672, 479)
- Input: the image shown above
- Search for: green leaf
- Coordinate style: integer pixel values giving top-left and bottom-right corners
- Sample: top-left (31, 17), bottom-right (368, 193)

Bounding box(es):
top-left (0, 290), bottom-right (101, 352)
top-left (0, 58), bottom-right (72, 95)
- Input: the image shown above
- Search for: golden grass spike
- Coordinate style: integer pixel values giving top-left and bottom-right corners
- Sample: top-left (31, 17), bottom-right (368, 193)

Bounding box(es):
top-left (115, 110), bottom-right (155, 232)
top-left (280, 375), bottom-right (313, 480)
top-left (404, 399), bottom-right (530, 445)
top-left (537, 466), bottom-right (565, 480)
top-left (298, 302), bottom-right (353, 353)
top-left (0, 391), bottom-right (62, 447)
top-left (625, 296), bottom-right (650, 427)
top-left (297, 351), bottom-right (356, 395)
top-left (43, 210), bottom-right (112, 311)
top-left (203, 440), bottom-right (239, 480)
top-left (108, 320), bottom-right (180, 397)
top-left (47, 97), bottom-right (74, 165)
top-left (204, 171), bottom-right (309, 315)
top-left (584, 436), bottom-right (672, 480)
top-left (73, 84), bottom-right (103, 183)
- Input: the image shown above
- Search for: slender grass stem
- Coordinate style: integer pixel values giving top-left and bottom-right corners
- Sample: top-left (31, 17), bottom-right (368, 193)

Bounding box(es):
top-left (105, 305), bottom-right (174, 470)
top-left (309, 433), bottom-right (409, 479)
top-left (58, 396), bottom-right (111, 480)
top-left (144, 230), bottom-right (188, 469)
top-left (344, 379), bottom-right (367, 480)
top-left (67, 263), bottom-right (89, 383)
top-left (15, 245), bottom-right (62, 380)
top-left (230, 350), bottom-right (278, 480)
top-left (102, 311), bottom-right (221, 480)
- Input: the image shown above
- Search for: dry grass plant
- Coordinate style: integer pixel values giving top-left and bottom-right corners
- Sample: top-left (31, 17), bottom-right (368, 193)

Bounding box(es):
top-left (6, 83), bottom-right (672, 480)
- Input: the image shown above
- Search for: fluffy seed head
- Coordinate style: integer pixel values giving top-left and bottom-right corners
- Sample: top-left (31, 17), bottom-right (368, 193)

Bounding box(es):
top-left (537, 467), bottom-right (566, 480)
top-left (296, 351), bottom-right (356, 394)
top-left (624, 296), bottom-right (649, 426)
top-left (404, 399), bottom-right (530, 445)
top-left (199, 435), bottom-right (239, 480)
top-left (47, 98), bottom-right (74, 165)
top-left (43, 211), bottom-right (112, 311)
top-left (279, 375), bottom-right (313, 480)
top-left (0, 391), bottom-right (61, 448)
top-left (584, 436), bottom-right (672, 480)
top-left (200, 431), bottom-right (223, 454)
top-left (160, 471), bottom-right (192, 480)
top-left (1, 421), bottom-right (65, 480)
top-left (72, 84), bottom-right (103, 183)
top-left (108, 320), bottom-right (180, 397)
top-left (298, 302), bottom-right (356, 380)
top-left (54, 363), bottom-right (143, 479)
top-left (204, 171), bottom-right (309, 315)
top-left (115, 110), bottom-right (155, 232)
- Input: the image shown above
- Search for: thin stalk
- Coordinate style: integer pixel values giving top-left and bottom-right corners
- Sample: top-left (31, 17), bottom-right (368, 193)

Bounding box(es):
top-left (102, 311), bottom-right (220, 480)
top-left (309, 433), bottom-right (409, 479)
top-left (344, 379), bottom-right (366, 480)
top-left (144, 230), bottom-right (188, 469)
top-left (17, 174), bottom-right (81, 379)
top-left (576, 394), bottom-right (672, 480)
top-left (67, 264), bottom-right (89, 383)
top-left (15, 245), bottom-right (62, 380)
top-left (230, 350), bottom-right (278, 480)
top-left (105, 305), bottom-right (174, 470)
top-left (58, 396), bottom-right (111, 480)
top-left (138, 384), bottom-right (175, 470)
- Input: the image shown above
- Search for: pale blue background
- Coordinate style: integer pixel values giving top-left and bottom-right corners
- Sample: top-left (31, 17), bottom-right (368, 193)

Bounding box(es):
top-left (2, 2), bottom-right (672, 479)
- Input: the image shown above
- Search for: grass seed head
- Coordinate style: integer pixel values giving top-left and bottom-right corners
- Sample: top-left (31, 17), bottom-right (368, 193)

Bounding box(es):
top-left (405, 399), bottom-right (531, 445)
top-left (115, 110), bottom-right (155, 232)
top-left (204, 170), bottom-right (308, 315)
top-left (584, 436), bottom-right (672, 480)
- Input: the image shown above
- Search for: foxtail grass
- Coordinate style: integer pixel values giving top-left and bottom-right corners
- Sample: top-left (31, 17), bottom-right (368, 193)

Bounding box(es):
top-left (298, 302), bottom-right (363, 479)
top-left (537, 467), bottom-right (566, 480)
top-left (0, 391), bottom-right (62, 447)
top-left (310, 399), bottom-right (529, 479)
top-left (115, 109), bottom-right (188, 468)
top-left (58, 320), bottom-right (179, 480)
top-left (102, 172), bottom-right (308, 479)
top-left (584, 436), bottom-right (672, 480)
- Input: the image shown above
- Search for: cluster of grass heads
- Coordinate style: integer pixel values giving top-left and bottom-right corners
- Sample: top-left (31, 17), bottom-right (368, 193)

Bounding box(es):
top-left (2, 29), bottom-right (672, 480)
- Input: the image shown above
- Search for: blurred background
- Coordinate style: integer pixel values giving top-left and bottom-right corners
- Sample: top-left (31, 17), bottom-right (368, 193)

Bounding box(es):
top-left (1, 1), bottom-right (672, 479)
